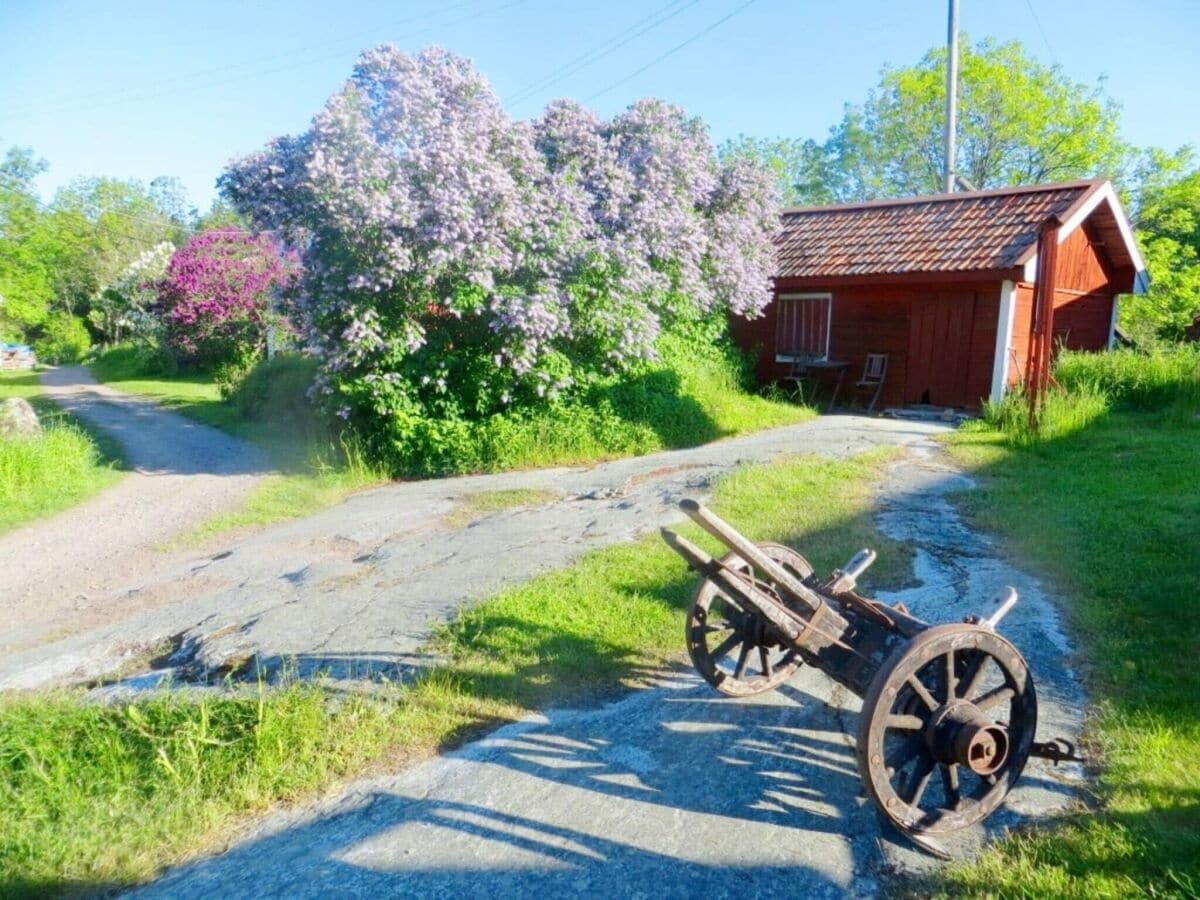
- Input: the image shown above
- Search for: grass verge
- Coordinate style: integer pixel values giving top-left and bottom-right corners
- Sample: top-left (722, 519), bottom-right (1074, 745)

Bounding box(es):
top-left (445, 487), bottom-right (560, 527)
top-left (0, 372), bottom-right (124, 534)
top-left (0, 448), bottom-right (908, 896)
top-left (925, 363), bottom-right (1200, 896)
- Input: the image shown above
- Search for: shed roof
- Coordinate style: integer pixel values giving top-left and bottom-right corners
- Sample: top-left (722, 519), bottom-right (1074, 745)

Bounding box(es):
top-left (775, 179), bottom-right (1144, 280)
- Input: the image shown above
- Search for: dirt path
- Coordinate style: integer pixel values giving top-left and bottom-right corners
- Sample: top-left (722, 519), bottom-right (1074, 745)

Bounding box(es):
top-left (130, 441), bottom-right (1085, 898)
top-left (0, 415), bottom-right (945, 690)
top-left (0, 366), bottom-right (268, 656)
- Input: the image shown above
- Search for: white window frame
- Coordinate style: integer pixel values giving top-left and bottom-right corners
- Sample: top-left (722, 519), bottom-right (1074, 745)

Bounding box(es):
top-left (774, 292), bottom-right (833, 363)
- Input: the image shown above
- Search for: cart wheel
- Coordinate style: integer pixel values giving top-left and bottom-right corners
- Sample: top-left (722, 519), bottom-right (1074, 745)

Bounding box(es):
top-left (857, 623), bottom-right (1038, 838)
top-left (686, 542), bottom-right (812, 696)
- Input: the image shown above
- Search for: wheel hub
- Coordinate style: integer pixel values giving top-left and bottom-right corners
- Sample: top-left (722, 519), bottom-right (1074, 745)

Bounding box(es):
top-left (927, 700), bottom-right (1010, 776)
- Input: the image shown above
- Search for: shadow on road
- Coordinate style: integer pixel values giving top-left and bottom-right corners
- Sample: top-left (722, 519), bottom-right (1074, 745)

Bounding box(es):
top-left (134, 668), bottom-right (1078, 899)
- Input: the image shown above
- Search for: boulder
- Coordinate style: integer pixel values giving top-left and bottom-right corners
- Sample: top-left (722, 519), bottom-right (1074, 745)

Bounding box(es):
top-left (0, 397), bottom-right (42, 438)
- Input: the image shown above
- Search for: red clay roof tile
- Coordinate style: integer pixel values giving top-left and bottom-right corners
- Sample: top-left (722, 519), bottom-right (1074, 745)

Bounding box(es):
top-left (775, 180), bottom-right (1101, 279)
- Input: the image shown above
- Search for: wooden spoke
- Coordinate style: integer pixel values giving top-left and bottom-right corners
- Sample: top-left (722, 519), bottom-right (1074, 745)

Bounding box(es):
top-left (974, 685), bottom-right (1016, 712)
top-left (904, 755), bottom-right (937, 806)
top-left (941, 764), bottom-right (961, 809)
top-left (944, 651), bottom-right (957, 703)
top-left (907, 675), bottom-right (939, 712)
top-left (686, 544), bottom-right (806, 697)
top-left (858, 625), bottom-right (1039, 839)
top-left (734, 641), bottom-right (752, 679)
top-left (957, 650), bottom-right (991, 701)
top-left (710, 631), bottom-right (742, 662)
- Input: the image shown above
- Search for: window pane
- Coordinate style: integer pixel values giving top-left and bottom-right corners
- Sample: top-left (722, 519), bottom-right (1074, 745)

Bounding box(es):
top-left (776, 296), bottom-right (830, 359)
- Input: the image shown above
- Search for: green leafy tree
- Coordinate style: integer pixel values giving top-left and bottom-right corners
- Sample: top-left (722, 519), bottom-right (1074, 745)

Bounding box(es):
top-left (719, 136), bottom-right (841, 206)
top-left (46, 177), bottom-right (189, 317)
top-left (722, 39), bottom-right (1131, 206)
top-left (194, 198), bottom-right (247, 232)
top-left (830, 38), bottom-right (1130, 199)
top-left (0, 146), bottom-right (54, 339)
top-left (1123, 147), bottom-right (1200, 343)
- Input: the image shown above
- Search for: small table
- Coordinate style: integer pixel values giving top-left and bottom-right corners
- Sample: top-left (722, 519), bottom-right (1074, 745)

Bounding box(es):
top-left (776, 354), bottom-right (851, 411)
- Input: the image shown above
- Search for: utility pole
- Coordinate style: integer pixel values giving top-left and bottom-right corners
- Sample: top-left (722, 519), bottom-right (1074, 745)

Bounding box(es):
top-left (943, 0), bottom-right (959, 193)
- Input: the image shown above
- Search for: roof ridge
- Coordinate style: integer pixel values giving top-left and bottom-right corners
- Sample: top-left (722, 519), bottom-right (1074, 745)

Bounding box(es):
top-left (780, 178), bottom-right (1105, 216)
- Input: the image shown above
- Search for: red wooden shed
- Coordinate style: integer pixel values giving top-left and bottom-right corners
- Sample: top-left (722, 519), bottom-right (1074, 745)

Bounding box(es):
top-left (733, 179), bottom-right (1147, 411)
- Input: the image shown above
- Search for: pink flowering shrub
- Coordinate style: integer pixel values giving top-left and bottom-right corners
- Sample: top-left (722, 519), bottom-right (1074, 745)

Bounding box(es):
top-left (158, 229), bottom-right (299, 369)
top-left (220, 46), bottom-right (777, 471)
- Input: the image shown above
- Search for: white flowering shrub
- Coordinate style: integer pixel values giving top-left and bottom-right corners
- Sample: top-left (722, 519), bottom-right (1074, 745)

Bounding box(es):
top-left (220, 46), bottom-right (778, 472)
top-left (89, 241), bottom-right (175, 344)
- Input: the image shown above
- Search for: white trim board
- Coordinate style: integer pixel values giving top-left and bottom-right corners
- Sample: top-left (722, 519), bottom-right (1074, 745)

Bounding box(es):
top-left (991, 280), bottom-right (1018, 404)
top-left (1057, 181), bottom-right (1146, 273)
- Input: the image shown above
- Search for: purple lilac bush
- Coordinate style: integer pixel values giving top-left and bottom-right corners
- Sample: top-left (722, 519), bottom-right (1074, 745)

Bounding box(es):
top-left (219, 45), bottom-right (778, 467)
top-left (158, 229), bottom-right (300, 367)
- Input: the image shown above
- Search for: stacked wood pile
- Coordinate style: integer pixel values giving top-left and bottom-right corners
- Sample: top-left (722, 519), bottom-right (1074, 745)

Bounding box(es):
top-left (0, 344), bottom-right (36, 370)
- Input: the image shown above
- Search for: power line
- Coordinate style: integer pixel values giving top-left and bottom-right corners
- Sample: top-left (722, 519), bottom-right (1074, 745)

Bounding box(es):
top-left (1022, 0), bottom-right (1058, 63)
top-left (0, 0), bottom-right (488, 118)
top-left (585, 0), bottom-right (758, 102)
top-left (0, 0), bottom-right (531, 123)
top-left (506, 0), bottom-right (700, 107)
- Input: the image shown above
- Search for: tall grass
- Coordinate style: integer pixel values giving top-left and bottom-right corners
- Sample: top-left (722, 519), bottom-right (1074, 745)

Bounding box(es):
top-left (93, 340), bottom-right (812, 481)
top-left (0, 374), bottom-right (123, 533)
top-left (976, 346), bottom-right (1200, 447)
top-left (976, 383), bottom-right (1111, 448)
top-left (1055, 344), bottom-right (1200, 411)
top-left (364, 338), bottom-right (813, 476)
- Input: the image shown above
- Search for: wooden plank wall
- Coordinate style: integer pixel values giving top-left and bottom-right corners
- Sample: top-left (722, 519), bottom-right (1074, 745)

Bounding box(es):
top-left (733, 281), bottom-right (1001, 409)
top-left (1007, 223), bottom-right (1116, 384)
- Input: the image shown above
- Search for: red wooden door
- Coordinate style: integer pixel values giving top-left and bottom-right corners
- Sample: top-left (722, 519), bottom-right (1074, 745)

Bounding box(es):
top-left (906, 292), bottom-right (978, 407)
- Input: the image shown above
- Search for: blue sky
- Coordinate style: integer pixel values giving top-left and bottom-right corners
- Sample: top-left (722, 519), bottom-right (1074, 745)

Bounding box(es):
top-left (2, 0), bottom-right (1197, 211)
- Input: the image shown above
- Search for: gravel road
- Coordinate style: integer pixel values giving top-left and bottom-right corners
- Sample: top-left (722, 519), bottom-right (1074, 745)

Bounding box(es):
top-left (0, 366), bottom-right (268, 656)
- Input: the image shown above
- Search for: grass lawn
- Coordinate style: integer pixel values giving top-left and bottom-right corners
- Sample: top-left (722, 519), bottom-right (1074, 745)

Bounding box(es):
top-left (0, 372), bottom-right (124, 534)
top-left (0, 448), bottom-right (908, 896)
top-left (928, 408), bottom-right (1200, 898)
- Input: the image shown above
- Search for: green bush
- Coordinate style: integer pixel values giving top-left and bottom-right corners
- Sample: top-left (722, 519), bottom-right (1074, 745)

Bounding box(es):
top-left (32, 313), bottom-right (91, 364)
top-left (90, 342), bottom-right (178, 381)
top-left (358, 337), bottom-right (808, 477)
top-left (226, 354), bottom-right (321, 430)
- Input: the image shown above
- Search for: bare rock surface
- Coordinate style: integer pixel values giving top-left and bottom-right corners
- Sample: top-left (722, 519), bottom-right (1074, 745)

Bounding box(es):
top-left (0, 366), bottom-right (268, 656)
top-left (130, 439), bottom-right (1085, 899)
top-left (0, 414), bottom-right (943, 690)
top-left (0, 396), bottom-right (42, 437)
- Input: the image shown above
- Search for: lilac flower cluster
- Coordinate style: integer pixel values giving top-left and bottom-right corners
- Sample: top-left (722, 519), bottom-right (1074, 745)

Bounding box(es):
top-left (220, 45), bottom-right (777, 420)
top-left (158, 229), bottom-right (300, 364)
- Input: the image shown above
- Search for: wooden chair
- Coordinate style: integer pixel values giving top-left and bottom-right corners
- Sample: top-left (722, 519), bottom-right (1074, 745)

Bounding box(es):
top-left (855, 353), bottom-right (888, 412)
top-left (779, 351), bottom-right (820, 401)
